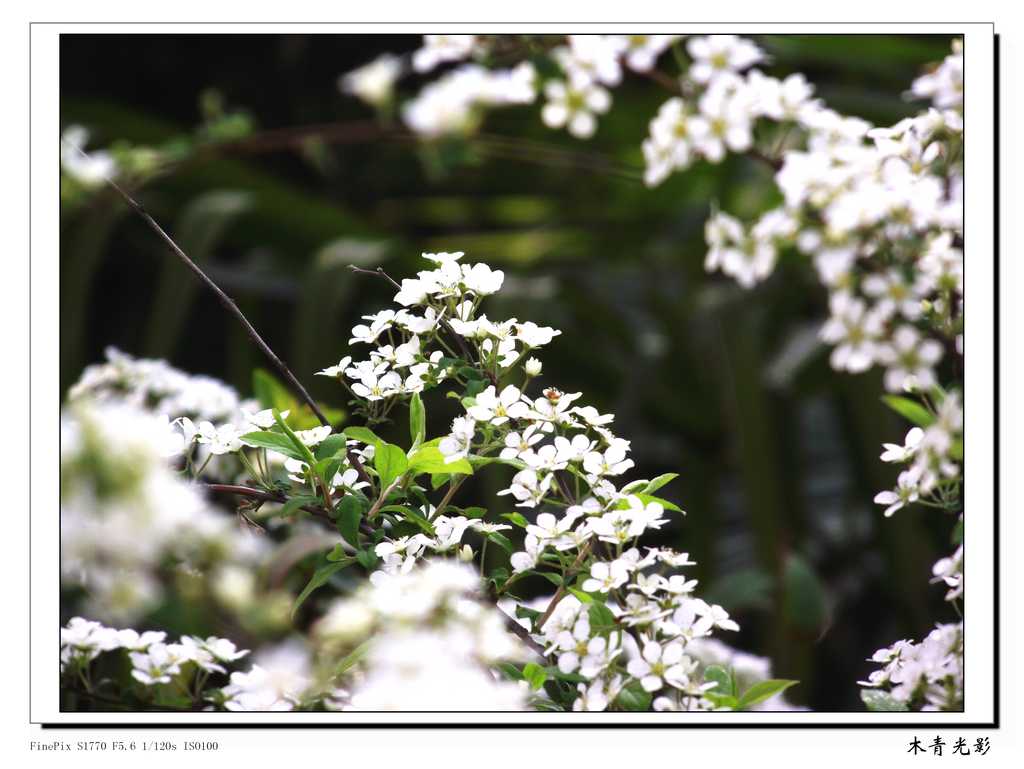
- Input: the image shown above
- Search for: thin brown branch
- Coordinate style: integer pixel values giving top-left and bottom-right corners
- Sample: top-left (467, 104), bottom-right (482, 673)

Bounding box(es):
top-left (536, 541), bottom-right (593, 630)
top-left (348, 265), bottom-right (489, 381)
top-left (66, 141), bottom-right (331, 429)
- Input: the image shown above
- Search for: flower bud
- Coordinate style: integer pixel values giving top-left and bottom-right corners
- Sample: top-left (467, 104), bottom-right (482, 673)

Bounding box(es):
top-left (524, 357), bottom-right (543, 377)
top-left (458, 544), bottom-right (474, 563)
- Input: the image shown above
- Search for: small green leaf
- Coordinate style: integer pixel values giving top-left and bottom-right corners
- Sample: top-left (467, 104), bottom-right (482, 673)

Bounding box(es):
top-left (315, 433), bottom-right (350, 461)
top-left (273, 409), bottom-right (317, 466)
top-left (292, 559), bottom-right (352, 617)
top-left (409, 392), bottom-right (426, 448)
top-left (343, 426), bottom-right (384, 447)
top-left (522, 662), bottom-right (548, 691)
top-left (355, 549), bottom-right (378, 571)
top-left (273, 495), bottom-right (319, 519)
top-left (615, 681), bottom-right (652, 711)
top-left (377, 504), bottom-right (436, 535)
top-left (568, 588), bottom-right (594, 604)
top-left (326, 543), bottom-right (350, 562)
top-left (738, 679), bottom-right (798, 709)
top-left (333, 639), bottom-right (371, 677)
top-left (703, 692), bottom-right (741, 710)
top-left (783, 553), bottom-right (829, 634)
top-left (336, 495), bottom-right (366, 547)
top-left (587, 602), bottom-right (617, 635)
top-left (462, 506), bottom-right (487, 519)
top-left (501, 512), bottom-right (529, 528)
top-left (951, 517), bottom-right (964, 546)
top-left (881, 395), bottom-right (935, 427)
top-left (240, 431), bottom-right (305, 461)
top-left (486, 531), bottom-right (514, 553)
top-left (616, 492), bottom-right (685, 514)
top-left (703, 665), bottom-right (735, 698)
top-left (374, 442), bottom-right (409, 488)
top-left (644, 473), bottom-right (679, 494)
top-left (861, 689), bottom-right (909, 712)
top-left (408, 445), bottom-right (474, 476)
top-left (496, 662), bottom-right (524, 681)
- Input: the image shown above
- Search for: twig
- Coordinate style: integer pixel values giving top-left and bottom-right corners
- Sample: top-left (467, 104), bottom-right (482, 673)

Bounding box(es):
top-left (65, 140), bottom-right (331, 429)
top-left (204, 483), bottom-right (374, 535)
top-left (536, 541), bottom-right (593, 630)
top-left (348, 265), bottom-right (489, 381)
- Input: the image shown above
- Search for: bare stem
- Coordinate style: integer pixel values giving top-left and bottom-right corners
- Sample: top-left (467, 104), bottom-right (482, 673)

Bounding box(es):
top-left (536, 541), bottom-right (593, 630)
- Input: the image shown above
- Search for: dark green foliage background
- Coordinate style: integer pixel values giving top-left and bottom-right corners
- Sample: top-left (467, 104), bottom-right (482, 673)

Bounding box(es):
top-left (60, 33), bottom-right (959, 710)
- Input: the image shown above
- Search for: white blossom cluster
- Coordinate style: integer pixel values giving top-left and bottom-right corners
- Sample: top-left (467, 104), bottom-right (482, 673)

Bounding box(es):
top-left (700, 41), bottom-right (963, 398)
top-left (61, 616), bottom-right (249, 693)
top-left (320, 251), bottom-right (743, 711)
top-left (61, 402), bottom-right (268, 623)
top-left (339, 34), bottom-right (684, 140)
top-left (858, 622), bottom-right (963, 711)
top-left (315, 560), bottom-right (527, 710)
top-left (61, 125), bottom-right (118, 186)
top-left (69, 347), bottom-right (250, 426)
top-left (874, 391), bottom-right (963, 519)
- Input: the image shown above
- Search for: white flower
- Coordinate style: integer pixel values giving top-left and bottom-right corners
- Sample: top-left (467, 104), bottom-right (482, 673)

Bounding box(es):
top-left (439, 416), bottom-right (476, 463)
top-left (876, 326), bottom-right (943, 392)
top-left (880, 427), bottom-right (925, 463)
top-left (541, 79), bottom-right (611, 139)
top-left (582, 444), bottom-right (634, 477)
top-left (339, 54), bottom-right (402, 107)
top-left (874, 466), bottom-right (923, 517)
top-left (581, 560), bottom-right (629, 593)
top-left (627, 640), bottom-right (689, 692)
top-left (412, 35), bottom-right (478, 73)
top-left (351, 370), bottom-right (402, 401)
top-left (497, 469), bottom-right (553, 508)
top-left (820, 294), bottom-right (885, 373)
top-left (467, 385), bottom-right (529, 426)
top-left (687, 35), bottom-right (764, 84)
top-left (461, 262), bottom-right (505, 296)
top-left (196, 420), bottom-right (243, 455)
top-left (515, 321), bottom-right (561, 349)
top-left (500, 424), bottom-right (544, 461)
top-left (316, 356), bottom-right (353, 378)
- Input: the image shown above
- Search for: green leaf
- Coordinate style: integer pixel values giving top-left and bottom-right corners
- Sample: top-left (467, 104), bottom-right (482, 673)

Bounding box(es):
top-left (336, 495), bottom-right (366, 547)
top-left (272, 494), bottom-right (319, 519)
top-left (377, 504), bottom-right (436, 535)
top-left (496, 662), bottom-right (524, 682)
top-left (703, 665), bottom-right (736, 698)
top-left (538, 572), bottom-right (564, 588)
top-left (587, 602), bottom-right (617, 635)
top-left (273, 409), bottom-right (317, 466)
top-left (738, 679), bottom-right (799, 710)
top-left (408, 445), bottom-right (474, 476)
top-left (240, 431), bottom-right (305, 461)
top-left (315, 433), bottom-right (351, 461)
top-left (409, 392), bottom-right (426, 448)
top-left (355, 549), bottom-right (378, 571)
top-left (486, 531), bottom-right (514, 553)
top-left (703, 692), bottom-right (741, 710)
top-left (568, 588), bottom-right (594, 604)
top-left (783, 553), bottom-right (829, 634)
top-left (462, 506), bottom-right (487, 519)
top-left (501, 512), bottom-right (529, 528)
top-left (861, 689), bottom-right (909, 712)
top-left (522, 662), bottom-right (548, 691)
top-left (616, 492), bottom-right (685, 514)
top-left (333, 639), bottom-right (372, 677)
top-left (343, 426), bottom-right (384, 447)
top-left (615, 681), bottom-right (652, 712)
top-left (326, 543), bottom-right (351, 562)
top-left (951, 517), bottom-right (964, 546)
top-left (644, 473), bottom-right (679, 494)
top-left (881, 395), bottom-right (935, 427)
top-left (374, 442), bottom-right (410, 488)
top-left (292, 559), bottom-right (352, 617)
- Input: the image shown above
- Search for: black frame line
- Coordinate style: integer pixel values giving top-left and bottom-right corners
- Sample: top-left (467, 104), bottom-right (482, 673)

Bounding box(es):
top-left (36, 23), bottom-right (998, 729)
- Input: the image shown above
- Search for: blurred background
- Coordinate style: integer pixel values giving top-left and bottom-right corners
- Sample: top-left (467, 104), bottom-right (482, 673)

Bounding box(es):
top-left (60, 33), bottom-right (958, 710)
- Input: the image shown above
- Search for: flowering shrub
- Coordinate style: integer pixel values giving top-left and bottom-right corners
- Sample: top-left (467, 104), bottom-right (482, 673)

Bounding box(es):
top-left (59, 33), bottom-right (965, 714)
